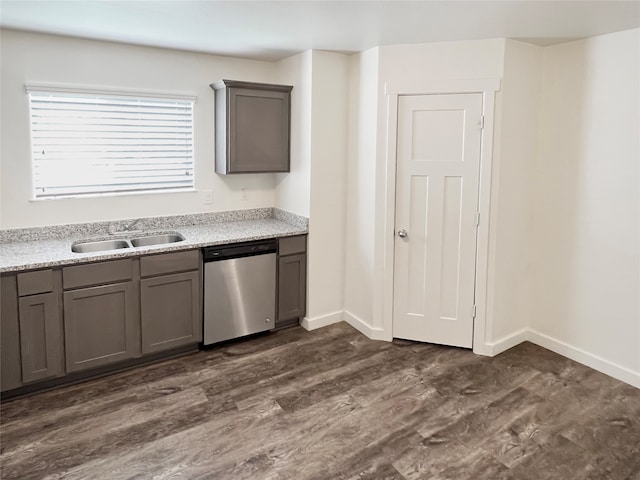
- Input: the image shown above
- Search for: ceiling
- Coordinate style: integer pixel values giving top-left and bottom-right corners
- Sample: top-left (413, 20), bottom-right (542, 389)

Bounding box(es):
top-left (1, 1), bottom-right (639, 61)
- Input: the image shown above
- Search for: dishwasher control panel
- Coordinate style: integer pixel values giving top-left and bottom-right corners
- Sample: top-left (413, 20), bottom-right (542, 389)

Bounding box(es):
top-left (203, 239), bottom-right (277, 261)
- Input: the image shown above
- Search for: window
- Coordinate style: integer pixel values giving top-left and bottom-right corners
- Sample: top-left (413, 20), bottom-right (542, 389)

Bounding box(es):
top-left (28, 88), bottom-right (195, 199)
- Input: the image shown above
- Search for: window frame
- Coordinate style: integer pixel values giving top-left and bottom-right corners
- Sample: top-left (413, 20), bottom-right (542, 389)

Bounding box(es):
top-left (26, 84), bottom-right (197, 201)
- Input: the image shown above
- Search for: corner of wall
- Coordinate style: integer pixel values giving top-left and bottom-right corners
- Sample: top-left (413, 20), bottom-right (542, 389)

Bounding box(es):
top-left (482, 38), bottom-right (543, 351)
top-left (306, 50), bottom-right (350, 321)
top-left (343, 47), bottom-right (380, 328)
top-left (526, 29), bottom-right (640, 383)
top-left (273, 50), bottom-right (313, 217)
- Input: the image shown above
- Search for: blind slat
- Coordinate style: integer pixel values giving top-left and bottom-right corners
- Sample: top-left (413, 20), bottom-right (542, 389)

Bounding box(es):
top-left (29, 90), bottom-right (195, 199)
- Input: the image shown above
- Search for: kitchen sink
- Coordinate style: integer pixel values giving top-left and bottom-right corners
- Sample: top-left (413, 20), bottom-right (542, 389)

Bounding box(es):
top-left (71, 239), bottom-right (131, 253)
top-left (130, 233), bottom-right (185, 247)
top-left (72, 232), bottom-right (185, 253)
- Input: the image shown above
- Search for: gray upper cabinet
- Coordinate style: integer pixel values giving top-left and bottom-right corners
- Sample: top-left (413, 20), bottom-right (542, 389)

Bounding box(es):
top-left (211, 79), bottom-right (293, 174)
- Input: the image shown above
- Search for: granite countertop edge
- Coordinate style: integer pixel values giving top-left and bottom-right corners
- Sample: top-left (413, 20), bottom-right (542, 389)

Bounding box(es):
top-left (0, 215), bottom-right (308, 274)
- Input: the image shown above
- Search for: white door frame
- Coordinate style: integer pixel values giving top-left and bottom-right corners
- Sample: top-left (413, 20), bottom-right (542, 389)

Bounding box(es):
top-left (380, 78), bottom-right (500, 355)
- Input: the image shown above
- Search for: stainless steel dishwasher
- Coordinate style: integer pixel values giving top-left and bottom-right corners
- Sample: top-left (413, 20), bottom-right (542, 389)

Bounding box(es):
top-left (202, 239), bottom-right (277, 345)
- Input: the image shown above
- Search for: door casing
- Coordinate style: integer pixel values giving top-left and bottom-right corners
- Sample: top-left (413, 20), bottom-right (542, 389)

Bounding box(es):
top-left (379, 78), bottom-right (500, 355)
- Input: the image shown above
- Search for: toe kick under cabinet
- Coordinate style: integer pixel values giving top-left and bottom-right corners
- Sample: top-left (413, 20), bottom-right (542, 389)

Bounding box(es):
top-left (1, 249), bottom-right (202, 396)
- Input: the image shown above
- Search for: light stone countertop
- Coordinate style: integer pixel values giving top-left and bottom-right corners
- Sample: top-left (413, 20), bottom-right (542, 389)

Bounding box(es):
top-left (0, 215), bottom-right (307, 273)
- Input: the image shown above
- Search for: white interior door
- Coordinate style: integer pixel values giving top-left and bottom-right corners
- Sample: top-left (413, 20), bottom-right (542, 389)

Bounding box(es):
top-left (393, 93), bottom-right (483, 348)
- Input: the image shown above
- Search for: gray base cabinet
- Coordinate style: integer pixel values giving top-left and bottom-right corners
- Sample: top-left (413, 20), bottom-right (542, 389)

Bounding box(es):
top-left (63, 282), bottom-right (140, 373)
top-left (19, 292), bottom-right (64, 382)
top-left (2, 251), bottom-right (202, 396)
top-left (1, 238), bottom-right (307, 396)
top-left (1, 276), bottom-right (22, 391)
top-left (278, 254), bottom-right (307, 324)
top-left (4, 269), bottom-right (65, 386)
top-left (277, 235), bottom-right (307, 327)
top-left (141, 271), bottom-right (200, 354)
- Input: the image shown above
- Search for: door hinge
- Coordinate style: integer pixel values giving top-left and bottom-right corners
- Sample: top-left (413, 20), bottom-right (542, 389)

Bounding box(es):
top-left (475, 212), bottom-right (480, 226)
top-left (480, 115), bottom-right (485, 130)
top-left (472, 305), bottom-right (477, 318)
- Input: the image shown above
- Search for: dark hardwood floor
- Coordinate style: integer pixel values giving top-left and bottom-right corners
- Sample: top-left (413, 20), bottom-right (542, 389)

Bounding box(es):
top-left (1, 322), bottom-right (639, 480)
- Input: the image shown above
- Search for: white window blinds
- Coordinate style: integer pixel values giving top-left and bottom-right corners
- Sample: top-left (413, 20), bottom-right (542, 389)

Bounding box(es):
top-left (28, 89), bottom-right (195, 199)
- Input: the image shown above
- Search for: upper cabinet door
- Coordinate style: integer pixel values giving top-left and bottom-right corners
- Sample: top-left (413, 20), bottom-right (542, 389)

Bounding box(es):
top-left (211, 80), bottom-right (293, 174)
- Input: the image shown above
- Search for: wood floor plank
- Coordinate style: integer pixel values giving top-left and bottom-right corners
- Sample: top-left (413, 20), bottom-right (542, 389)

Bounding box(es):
top-left (1, 323), bottom-right (638, 480)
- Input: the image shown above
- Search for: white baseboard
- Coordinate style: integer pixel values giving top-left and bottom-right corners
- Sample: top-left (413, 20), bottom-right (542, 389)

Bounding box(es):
top-left (483, 328), bottom-right (639, 388)
top-left (343, 310), bottom-right (387, 340)
top-left (301, 309), bottom-right (388, 341)
top-left (527, 329), bottom-right (640, 389)
top-left (307, 313), bottom-right (640, 389)
top-left (483, 328), bottom-right (530, 357)
top-left (300, 311), bottom-right (344, 331)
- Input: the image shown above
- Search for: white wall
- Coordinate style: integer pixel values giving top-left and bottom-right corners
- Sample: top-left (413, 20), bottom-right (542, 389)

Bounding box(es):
top-left (274, 51), bottom-right (312, 217)
top-left (529, 29), bottom-right (640, 386)
top-left (343, 48), bottom-right (380, 335)
top-left (0, 29), bottom-right (278, 228)
top-left (343, 39), bottom-right (508, 340)
top-left (376, 39), bottom-right (507, 340)
top-left (305, 51), bottom-right (350, 327)
top-left (4, 27), bottom-right (638, 387)
top-left (485, 40), bottom-right (542, 349)
top-left (342, 34), bottom-right (640, 387)
top-left (275, 50), bottom-right (350, 328)
top-left (378, 39), bottom-right (505, 82)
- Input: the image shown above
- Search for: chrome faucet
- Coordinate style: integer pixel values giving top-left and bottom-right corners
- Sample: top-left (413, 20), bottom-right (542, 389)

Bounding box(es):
top-left (109, 218), bottom-right (143, 235)
top-left (124, 218), bottom-right (142, 231)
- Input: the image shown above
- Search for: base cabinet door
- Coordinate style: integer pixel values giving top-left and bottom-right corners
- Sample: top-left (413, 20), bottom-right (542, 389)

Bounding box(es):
top-left (18, 292), bottom-right (64, 383)
top-left (63, 282), bottom-right (140, 373)
top-left (277, 253), bottom-right (306, 325)
top-left (141, 271), bottom-right (201, 354)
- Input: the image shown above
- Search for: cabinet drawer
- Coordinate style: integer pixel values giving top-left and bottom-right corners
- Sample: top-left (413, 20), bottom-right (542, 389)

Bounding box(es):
top-left (63, 259), bottom-right (133, 290)
top-left (279, 235), bottom-right (306, 256)
top-left (17, 269), bottom-right (54, 296)
top-left (140, 250), bottom-right (200, 278)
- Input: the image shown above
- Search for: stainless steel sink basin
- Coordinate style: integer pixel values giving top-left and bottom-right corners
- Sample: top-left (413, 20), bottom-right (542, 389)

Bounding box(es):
top-left (72, 231), bottom-right (186, 253)
top-left (130, 233), bottom-right (185, 247)
top-left (71, 239), bottom-right (131, 253)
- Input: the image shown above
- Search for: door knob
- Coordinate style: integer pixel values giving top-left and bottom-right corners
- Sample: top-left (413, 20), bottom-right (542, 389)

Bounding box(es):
top-left (397, 229), bottom-right (408, 238)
